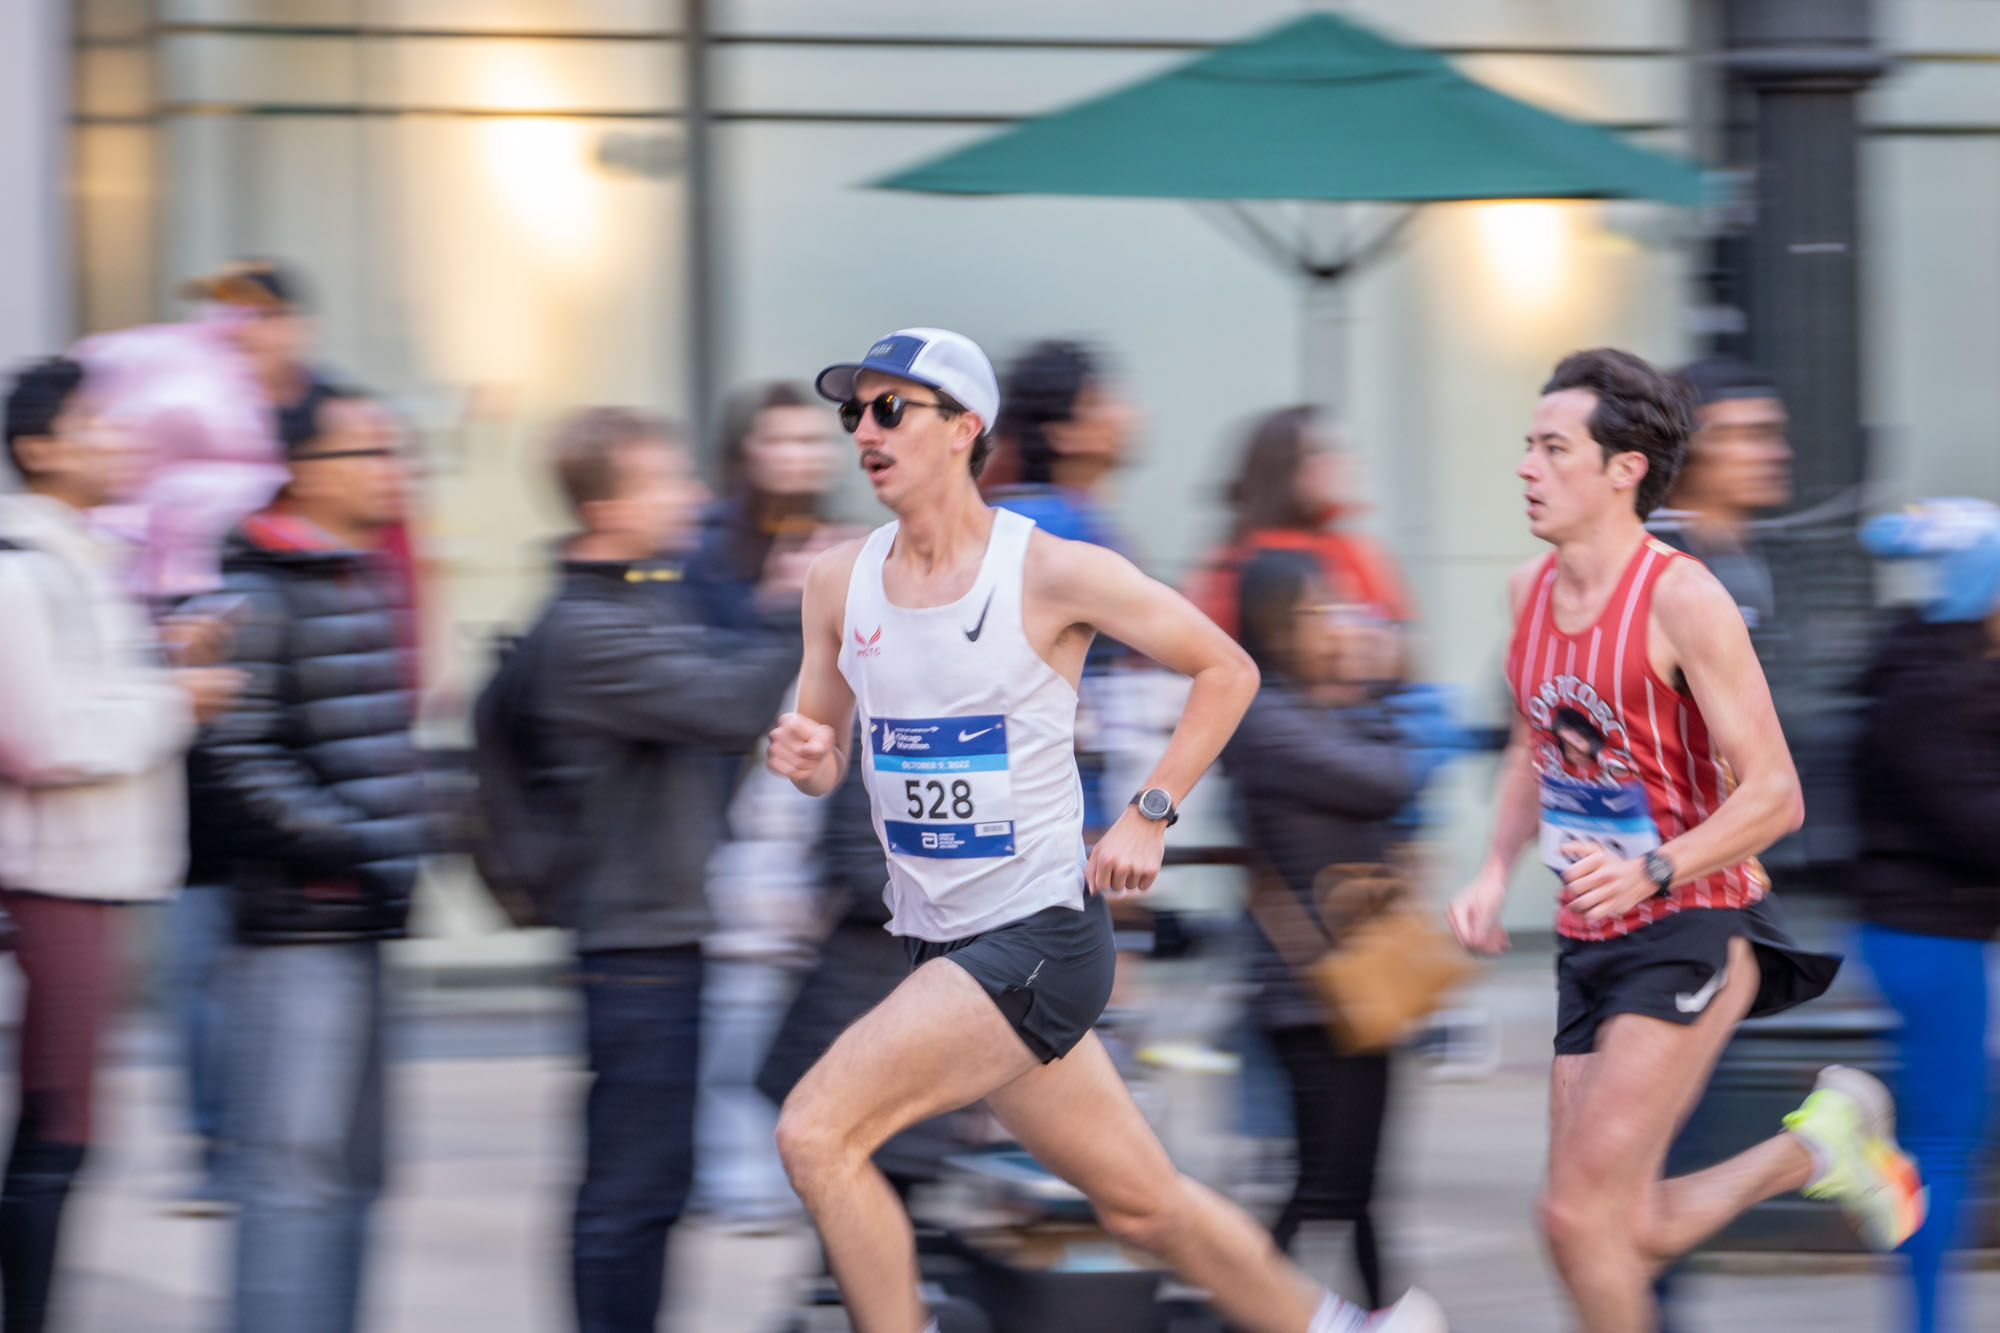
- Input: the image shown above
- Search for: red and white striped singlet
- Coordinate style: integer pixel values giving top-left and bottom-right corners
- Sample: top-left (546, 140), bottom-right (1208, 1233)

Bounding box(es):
top-left (1505, 537), bottom-right (1769, 942)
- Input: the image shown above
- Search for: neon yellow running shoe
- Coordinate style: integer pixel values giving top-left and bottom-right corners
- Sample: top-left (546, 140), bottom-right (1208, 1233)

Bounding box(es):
top-left (1781, 1064), bottom-right (1927, 1251)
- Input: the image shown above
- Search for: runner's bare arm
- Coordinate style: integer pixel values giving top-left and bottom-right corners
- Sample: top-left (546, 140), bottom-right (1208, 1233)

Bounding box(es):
top-left (1043, 537), bottom-right (1258, 811)
top-left (1562, 558), bottom-right (1804, 922)
top-left (1448, 558), bottom-right (1545, 953)
top-left (768, 541), bottom-right (862, 798)
top-left (1032, 536), bottom-right (1258, 893)
top-left (1479, 714), bottom-right (1542, 878)
top-left (1648, 559), bottom-right (1804, 875)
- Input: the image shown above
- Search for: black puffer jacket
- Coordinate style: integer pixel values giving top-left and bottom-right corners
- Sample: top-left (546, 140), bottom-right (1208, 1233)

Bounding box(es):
top-left (193, 513), bottom-right (431, 943)
top-left (1851, 613), bottom-right (2000, 940)
top-left (1221, 680), bottom-right (1418, 1030)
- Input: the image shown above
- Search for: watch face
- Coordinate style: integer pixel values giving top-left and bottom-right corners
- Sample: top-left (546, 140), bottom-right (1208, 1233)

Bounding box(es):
top-left (1140, 788), bottom-right (1172, 819)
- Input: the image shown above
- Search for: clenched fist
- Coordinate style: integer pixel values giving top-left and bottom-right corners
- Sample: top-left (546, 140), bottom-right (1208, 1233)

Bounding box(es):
top-left (768, 711), bottom-right (839, 794)
top-left (1085, 807), bottom-right (1167, 896)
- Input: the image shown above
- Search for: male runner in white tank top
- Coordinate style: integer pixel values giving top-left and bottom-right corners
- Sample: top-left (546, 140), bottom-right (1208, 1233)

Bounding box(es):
top-left (767, 329), bottom-right (1444, 1333)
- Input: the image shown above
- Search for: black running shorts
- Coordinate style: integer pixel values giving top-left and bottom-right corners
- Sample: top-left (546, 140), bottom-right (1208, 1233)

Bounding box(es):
top-left (1553, 896), bottom-right (1841, 1057)
top-left (903, 892), bottom-right (1115, 1063)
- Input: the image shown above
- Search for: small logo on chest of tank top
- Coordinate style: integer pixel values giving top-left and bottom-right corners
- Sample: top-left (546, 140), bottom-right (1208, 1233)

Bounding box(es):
top-left (962, 589), bottom-right (995, 641)
top-left (854, 626), bottom-right (883, 658)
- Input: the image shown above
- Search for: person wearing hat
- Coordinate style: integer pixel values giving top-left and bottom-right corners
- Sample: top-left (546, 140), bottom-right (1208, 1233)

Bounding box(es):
top-left (1851, 499), bottom-right (2000, 1333)
top-left (765, 328), bottom-right (1444, 1333)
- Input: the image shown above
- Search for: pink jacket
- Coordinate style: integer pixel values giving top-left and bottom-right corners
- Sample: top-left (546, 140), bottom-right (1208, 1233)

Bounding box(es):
top-left (74, 314), bottom-right (288, 600)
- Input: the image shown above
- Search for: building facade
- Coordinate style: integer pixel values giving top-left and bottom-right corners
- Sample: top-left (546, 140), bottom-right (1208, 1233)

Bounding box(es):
top-left (7, 0), bottom-right (1994, 942)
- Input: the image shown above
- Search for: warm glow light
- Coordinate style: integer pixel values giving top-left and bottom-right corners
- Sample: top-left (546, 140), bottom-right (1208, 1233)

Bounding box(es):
top-left (1474, 201), bottom-right (1570, 307)
top-left (474, 48), bottom-right (600, 257)
top-left (479, 118), bottom-right (598, 254)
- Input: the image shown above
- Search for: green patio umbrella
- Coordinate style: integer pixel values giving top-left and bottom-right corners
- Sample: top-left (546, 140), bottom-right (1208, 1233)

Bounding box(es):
top-left (875, 11), bottom-right (1703, 280)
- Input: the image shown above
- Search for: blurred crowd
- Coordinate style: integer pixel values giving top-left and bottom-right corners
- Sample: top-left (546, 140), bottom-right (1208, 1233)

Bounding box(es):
top-left (0, 259), bottom-right (1994, 1333)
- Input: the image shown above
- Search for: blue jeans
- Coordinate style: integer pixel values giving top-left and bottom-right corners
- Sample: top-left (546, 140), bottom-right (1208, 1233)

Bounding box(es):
top-left (571, 948), bottom-right (703, 1333)
top-left (170, 885), bottom-right (233, 1159)
top-left (1859, 923), bottom-right (1992, 1333)
top-left (690, 957), bottom-right (796, 1223)
top-left (227, 941), bottom-right (388, 1333)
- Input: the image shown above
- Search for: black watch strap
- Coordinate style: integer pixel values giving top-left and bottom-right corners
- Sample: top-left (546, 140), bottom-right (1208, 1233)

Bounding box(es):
top-left (1643, 850), bottom-right (1675, 898)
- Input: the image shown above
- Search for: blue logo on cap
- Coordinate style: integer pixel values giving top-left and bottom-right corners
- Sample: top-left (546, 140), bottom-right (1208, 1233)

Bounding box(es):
top-left (864, 335), bottom-right (924, 372)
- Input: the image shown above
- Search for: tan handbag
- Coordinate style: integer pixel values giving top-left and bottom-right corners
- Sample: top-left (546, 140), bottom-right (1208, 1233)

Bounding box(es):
top-left (1248, 858), bottom-right (1478, 1054)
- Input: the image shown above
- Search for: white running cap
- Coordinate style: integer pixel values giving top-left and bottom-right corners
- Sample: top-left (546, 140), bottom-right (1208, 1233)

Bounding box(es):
top-left (814, 328), bottom-right (999, 434)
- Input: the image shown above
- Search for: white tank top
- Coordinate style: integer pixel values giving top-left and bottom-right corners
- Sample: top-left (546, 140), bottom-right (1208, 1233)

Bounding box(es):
top-left (837, 508), bottom-right (1088, 941)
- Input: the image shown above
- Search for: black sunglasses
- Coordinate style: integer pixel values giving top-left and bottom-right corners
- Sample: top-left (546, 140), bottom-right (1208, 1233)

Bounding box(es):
top-left (838, 392), bottom-right (961, 434)
top-left (291, 447), bottom-right (399, 463)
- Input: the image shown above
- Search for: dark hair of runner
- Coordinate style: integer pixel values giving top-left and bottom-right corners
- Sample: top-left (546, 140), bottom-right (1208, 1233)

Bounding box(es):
top-left (3, 356), bottom-right (87, 479)
top-left (551, 406), bottom-right (681, 518)
top-left (996, 340), bottom-right (1098, 486)
top-left (1541, 348), bottom-right (1693, 520)
top-left (923, 386), bottom-right (992, 481)
top-left (1226, 405), bottom-right (1325, 543)
top-left (1236, 548), bottom-right (1325, 682)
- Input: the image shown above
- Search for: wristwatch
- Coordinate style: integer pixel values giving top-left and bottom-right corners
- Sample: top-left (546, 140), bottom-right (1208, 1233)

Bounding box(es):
top-left (1643, 850), bottom-right (1676, 898)
top-left (1131, 787), bottom-right (1179, 828)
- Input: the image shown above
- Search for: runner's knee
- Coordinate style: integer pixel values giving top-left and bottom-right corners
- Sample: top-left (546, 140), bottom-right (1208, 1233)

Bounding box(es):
top-left (773, 1095), bottom-right (864, 1187)
top-left (1093, 1176), bottom-right (1195, 1257)
top-left (1539, 1181), bottom-right (1634, 1259)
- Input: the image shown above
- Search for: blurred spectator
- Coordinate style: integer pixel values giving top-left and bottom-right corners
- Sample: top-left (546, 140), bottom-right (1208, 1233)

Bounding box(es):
top-left (75, 262), bottom-right (425, 1211)
top-left (1221, 550), bottom-right (1417, 1309)
top-left (986, 339), bottom-right (1134, 549)
top-left (72, 260), bottom-right (309, 601)
top-left (1644, 358), bottom-right (1799, 1327)
top-left (1652, 358), bottom-right (1792, 643)
top-left (1188, 406), bottom-right (1411, 639)
top-left (686, 381), bottom-right (837, 628)
top-left (1191, 408), bottom-right (1416, 1166)
top-left (193, 382), bottom-right (430, 1333)
top-left (0, 358), bottom-right (236, 1333)
top-left (497, 409), bottom-right (802, 1332)
top-left (988, 340), bottom-right (1142, 836)
top-left (1852, 499), bottom-right (2000, 1333)
top-left (685, 383), bottom-right (841, 1231)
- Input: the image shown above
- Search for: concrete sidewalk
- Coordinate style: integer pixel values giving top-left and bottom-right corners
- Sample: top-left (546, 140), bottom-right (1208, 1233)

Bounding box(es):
top-left (43, 963), bottom-right (1995, 1332)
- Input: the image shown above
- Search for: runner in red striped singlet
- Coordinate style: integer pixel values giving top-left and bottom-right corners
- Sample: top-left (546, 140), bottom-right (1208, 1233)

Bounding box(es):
top-left (1447, 349), bottom-right (1923, 1332)
top-left (1507, 534), bottom-right (1772, 943)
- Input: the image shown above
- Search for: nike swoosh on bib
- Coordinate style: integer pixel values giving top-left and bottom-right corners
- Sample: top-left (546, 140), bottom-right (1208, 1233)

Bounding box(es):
top-left (1675, 966), bottom-right (1728, 1014)
top-left (963, 589), bottom-right (995, 641)
top-left (958, 726), bottom-right (995, 742)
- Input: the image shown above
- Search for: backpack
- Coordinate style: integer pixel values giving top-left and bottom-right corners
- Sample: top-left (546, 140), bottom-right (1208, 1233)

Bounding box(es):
top-left (467, 615), bottom-right (577, 929)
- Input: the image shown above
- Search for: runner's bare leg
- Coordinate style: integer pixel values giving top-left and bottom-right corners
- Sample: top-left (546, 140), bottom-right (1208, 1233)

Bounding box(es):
top-left (1541, 937), bottom-right (1811, 1330)
top-left (986, 1030), bottom-right (1326, 1333)
top-left (776, 958), bottom-right (1038, 1333)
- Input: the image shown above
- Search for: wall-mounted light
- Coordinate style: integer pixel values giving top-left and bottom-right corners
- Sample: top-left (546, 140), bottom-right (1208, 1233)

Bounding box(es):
top-left (1475, 201), bottom-right (1570, 308)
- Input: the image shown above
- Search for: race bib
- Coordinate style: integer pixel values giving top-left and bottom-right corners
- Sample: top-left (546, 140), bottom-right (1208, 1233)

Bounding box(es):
top-left (1539, 773), bottom-right (1662, 878)
top-left (869, 714), bottom-right (1017, 859)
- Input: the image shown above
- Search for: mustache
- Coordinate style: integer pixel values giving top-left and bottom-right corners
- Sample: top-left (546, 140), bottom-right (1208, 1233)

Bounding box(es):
top-left (860, 450), bottom-right (893, 469)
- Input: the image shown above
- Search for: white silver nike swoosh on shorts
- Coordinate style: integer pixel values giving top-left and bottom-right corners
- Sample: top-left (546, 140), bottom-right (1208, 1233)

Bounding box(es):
top-left (1674, 967), bottom-right (1727, 1014)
